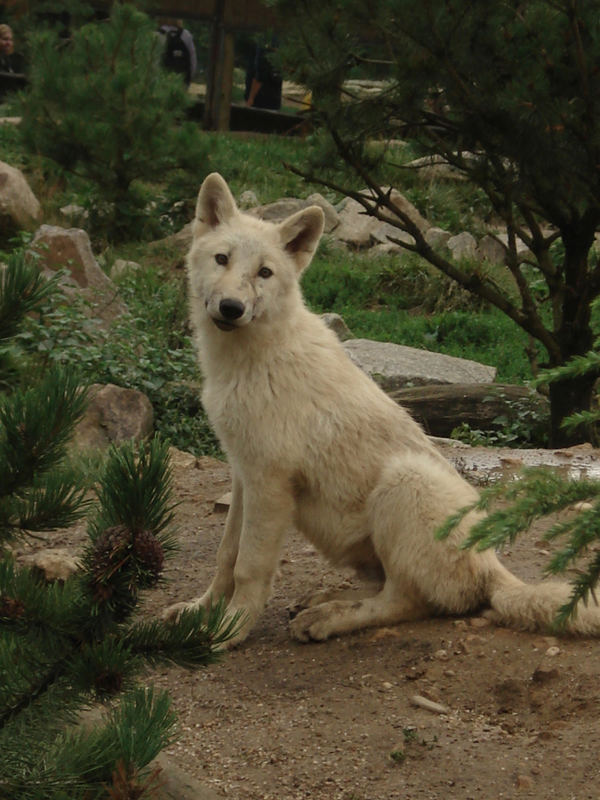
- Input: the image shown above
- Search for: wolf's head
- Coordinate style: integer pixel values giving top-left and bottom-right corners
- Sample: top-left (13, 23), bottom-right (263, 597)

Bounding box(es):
top-left (186, 173), bottom-right (325, 332)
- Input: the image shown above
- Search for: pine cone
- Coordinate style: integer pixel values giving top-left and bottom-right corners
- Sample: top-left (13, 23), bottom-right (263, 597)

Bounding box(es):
top-left (89, 524), bottom-right (132, 600)
top-left (0, 594), bottom-right (26, 620)
top-left (91, 525), bottom-right (131, 575)
top-left (132, 529), bottom-right (165, 586)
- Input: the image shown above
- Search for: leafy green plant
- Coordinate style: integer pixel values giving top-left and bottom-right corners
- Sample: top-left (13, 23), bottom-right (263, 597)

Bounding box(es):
top-left (19, 3), bottom-right (209, 242)
top-left (16, 261), bottom-right (221, 457)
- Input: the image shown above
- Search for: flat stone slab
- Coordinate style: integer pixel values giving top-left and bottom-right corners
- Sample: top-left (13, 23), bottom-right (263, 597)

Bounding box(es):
top-left (343, 339), bottom-right (496, 391)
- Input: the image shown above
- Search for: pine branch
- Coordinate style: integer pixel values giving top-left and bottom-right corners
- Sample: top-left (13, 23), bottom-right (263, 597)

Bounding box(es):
top-left (0, 368), bottom-right (89, 502)
top-left (437, 467), bottom-right (600, 625)
top-left (0, 252), bottom-right (59, 344)
top-left (88, 438), bottom-right (177, 543)
top-left (123, 602), bottom-right (243, 669)
top-left (0, 688), bottom-right (176, 799)
top-left (436, 467), bottom-right (600, 548)
top-left (10, 471), bottom-right (91, 535)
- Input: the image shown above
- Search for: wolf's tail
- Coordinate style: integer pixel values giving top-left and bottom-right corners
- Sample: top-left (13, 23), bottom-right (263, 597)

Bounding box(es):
top-left (488, 565), bottom-right (600, 635)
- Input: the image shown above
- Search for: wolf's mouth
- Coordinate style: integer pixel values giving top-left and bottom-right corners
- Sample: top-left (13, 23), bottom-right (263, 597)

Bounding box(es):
top-left (213, 318), bottom-right (238, 332)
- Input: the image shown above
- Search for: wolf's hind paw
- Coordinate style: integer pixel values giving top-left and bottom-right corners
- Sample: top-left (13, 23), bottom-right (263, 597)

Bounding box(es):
top-left (289, 606), bottom-right (334, 642)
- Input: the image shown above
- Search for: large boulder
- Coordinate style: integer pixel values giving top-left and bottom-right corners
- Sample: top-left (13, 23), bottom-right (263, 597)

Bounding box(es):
top-left (334, 197), bottom-right (380, 247)
top-left (343, 339), bottom-right (496, 391)
top-left (390, 383), bottom-right (550, 438)
top-left (30, 225), bottom-right (126, 325)
top-left (0, 161), bottom-right (41, 234)
top-left (335, 188), bottom-right (430, 249)
top-left (249, 193), bottom-right (340, 233)
top-left (73, 383), bottom-right (154, 451)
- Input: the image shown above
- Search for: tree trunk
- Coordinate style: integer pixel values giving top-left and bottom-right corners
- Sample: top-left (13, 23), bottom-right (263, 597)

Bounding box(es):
top-left (548, 218), bottom-right (600, 446)
top-left (548, 372), bottom-right (598, 448)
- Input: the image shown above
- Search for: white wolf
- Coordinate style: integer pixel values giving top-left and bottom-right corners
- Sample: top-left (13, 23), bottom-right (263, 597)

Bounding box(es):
top-left (164, 172), bottom-right (600, 646)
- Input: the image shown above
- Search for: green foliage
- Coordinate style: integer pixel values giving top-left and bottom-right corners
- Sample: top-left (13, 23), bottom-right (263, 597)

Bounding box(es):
top-left (16, 263), bottom-right (222, 458)
top-left (437, 467), bottom-right (600, 627)
top-left (0, 250), bottom-right (59, 388)
top-left (450, 394), bottom-right (549, 449)
top-left (18, 3), bottom-right (209, 241)
top-left (277, 0), bottom-right (600, 443)
top-left (1, 253), bottom-right (236, 798)
top-left (303, 247), bottom-right (535, 384)
top-left (208, 132), bottom-right (316, 202)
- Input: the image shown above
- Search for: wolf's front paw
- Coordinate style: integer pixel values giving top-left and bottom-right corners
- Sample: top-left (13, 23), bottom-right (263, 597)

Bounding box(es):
top-left (289, 606), bottom-right (334, 642)
top-left (161, 599), bottom-right (202, 623)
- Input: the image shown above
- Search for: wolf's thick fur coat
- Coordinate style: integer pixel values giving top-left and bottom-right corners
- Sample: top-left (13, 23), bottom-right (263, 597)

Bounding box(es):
top-left (164, 172), bottom-right (600, 646)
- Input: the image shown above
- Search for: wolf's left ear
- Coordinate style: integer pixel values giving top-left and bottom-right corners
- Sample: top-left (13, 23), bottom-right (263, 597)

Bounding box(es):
top-left (193, 173), bottom-right (238, 235)
top-left (278, 206), bottom-right (325, 273)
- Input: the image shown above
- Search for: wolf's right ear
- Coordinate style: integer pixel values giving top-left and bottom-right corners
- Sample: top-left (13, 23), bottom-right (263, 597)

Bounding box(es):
top-left (193, 173), bottom-right (238, 235)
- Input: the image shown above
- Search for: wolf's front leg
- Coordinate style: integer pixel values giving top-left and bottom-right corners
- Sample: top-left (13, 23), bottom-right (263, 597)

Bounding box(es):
top-left (222, 473), bottom-right (294, 647)
top-left (162, 472), bottom-right (244, 622)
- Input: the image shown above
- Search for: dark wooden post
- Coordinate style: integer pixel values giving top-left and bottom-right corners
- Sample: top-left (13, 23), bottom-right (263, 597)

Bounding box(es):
top-left (203, 0), bottom-right (235, 131)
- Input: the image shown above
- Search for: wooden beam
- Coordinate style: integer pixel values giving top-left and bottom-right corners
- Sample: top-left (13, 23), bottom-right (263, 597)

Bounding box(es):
top-left (203, 0), bottom-right (235, 130)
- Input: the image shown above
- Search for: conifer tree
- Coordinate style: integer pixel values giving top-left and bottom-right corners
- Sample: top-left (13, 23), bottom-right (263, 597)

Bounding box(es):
top-left (0, 253), bottom-right (236, 799)
top-left (277, 0), bottom-right (600, 446)
top-left (18, 2), bottom-right (208, 241)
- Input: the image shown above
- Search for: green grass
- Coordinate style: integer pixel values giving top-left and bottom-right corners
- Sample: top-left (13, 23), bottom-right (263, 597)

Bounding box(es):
top-left (302, 245), bottom-right (539, 384)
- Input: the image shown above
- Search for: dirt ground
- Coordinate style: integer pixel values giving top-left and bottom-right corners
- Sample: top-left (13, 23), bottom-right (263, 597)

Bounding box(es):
top-left (26, 444), bottom-right (600, 800)
top-left (143, 445), bottom-right (600, 800)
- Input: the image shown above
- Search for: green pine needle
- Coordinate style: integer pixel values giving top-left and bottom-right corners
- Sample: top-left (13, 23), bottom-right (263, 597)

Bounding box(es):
top-left (0, 251), bottom-right (59, 344)
top-left (124, 600), bottom-right (243, 668)
top-left (89, 437), bottom-right (177, 545)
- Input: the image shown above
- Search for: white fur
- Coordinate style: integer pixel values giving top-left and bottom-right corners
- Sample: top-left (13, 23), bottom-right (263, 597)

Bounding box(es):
top-left (164, 172), bottom-right (600, 645)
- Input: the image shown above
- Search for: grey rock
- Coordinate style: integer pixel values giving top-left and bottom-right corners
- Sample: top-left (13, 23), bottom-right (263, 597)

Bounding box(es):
top-left (30, 225), bottom-right (126, 325)
top-left (321, 312), bottom-right (353, 341)
top-left (335, 198), bottom-right (381, 248)
top-left (425, 226), bottom-right (452, 248)
top-left (250, 193), bottom-right (340, 233)
top-left (369, 241), bottom-right (406, 255)
top-left (305, 193), bottom-right (340, 232)
top-left (22, 549), bottom-right (81, 582)
top-left (238, 189), bottom-right (259, 208)
top-left (495, 231), bottom-right (533, 262)
top-left (111, 259), bottom-right (141, 279)
top-left (0, 160), bottom-right (41, 232)
top-left (59, 203), bottom-right (88, 225)
top-left (447, 231), bottom-right (477, 260)
top-left (343, 339), bottom-right (496, 391)
top-left (405, 154), bottom-right (467, 181)
top-left (73, 383), bottom-right (154, 451)
top-left (249, 197), bottom-right (306, 222)
top-left (372, 222), bottom-right (415, 247)
top-left (381, 188), bottom-right (431, 234)
top-left (476, 234), bottom-right (507, 265)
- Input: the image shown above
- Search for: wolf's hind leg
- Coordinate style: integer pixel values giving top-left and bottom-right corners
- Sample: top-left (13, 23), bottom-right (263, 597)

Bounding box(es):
top-left (289, 580), bottom-right (383, 619)
top-left (289, 580), bottom-right (429, 642)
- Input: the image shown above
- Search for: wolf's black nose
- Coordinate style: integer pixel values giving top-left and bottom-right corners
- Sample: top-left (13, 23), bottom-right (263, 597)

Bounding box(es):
top-left (219, 299), bottom-right (245, 320)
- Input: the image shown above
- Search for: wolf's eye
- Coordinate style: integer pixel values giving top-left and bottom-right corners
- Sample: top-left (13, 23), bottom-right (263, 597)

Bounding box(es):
top-left (215, 253), bottom-right (228, 266)
top-left (258, 266), bottom-right (273, 279)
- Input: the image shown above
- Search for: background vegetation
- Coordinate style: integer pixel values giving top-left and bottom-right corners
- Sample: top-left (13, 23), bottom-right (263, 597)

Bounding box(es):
top-left (276, 0), bottom-right (600, 446)
top-left (0, 118), bottom-right (548, 454)
top-left (0, 5), bottom-right (599, 793)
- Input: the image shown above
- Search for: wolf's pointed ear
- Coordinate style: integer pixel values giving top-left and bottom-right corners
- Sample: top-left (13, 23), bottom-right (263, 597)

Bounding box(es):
top-left (278, 206), bottom-right (325, 274)
top-left (193, 173), bottom-right (238, 235)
